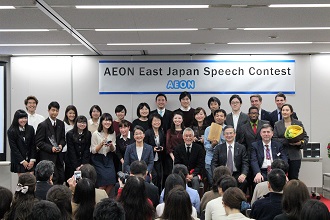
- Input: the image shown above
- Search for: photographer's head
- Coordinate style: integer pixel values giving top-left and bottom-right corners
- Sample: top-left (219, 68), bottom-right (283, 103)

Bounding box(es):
top-left (35, 160), bottom-right (55, 182)
top-left (80, 164), bottom-right (98, 185)
top-left (172, 164), bottom-right (189, 184)
top-left (130, 161), bottom-right (148, 178)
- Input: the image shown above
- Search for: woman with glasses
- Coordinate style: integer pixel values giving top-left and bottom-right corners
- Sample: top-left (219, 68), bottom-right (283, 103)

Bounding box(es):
top-left (66, 115), bottom-right (91, 178)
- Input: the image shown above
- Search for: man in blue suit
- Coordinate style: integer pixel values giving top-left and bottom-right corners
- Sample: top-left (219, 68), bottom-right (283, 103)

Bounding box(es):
top-left (250, 124), bottom-right (287, 184)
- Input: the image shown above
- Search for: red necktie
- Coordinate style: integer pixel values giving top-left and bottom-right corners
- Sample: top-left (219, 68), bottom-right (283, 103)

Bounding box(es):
top-left (265, 145), bottom-right (271, 173)
top-left (253, 123), bottom-right (257, 134)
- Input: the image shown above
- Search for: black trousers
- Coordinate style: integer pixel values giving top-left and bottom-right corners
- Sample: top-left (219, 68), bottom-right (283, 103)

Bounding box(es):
top-left (288, 159), bottom-right (301, 180)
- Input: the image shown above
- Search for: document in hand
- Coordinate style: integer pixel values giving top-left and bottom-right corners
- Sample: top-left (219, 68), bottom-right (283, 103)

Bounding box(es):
top-left (207, 122), bottom-right (222, 142)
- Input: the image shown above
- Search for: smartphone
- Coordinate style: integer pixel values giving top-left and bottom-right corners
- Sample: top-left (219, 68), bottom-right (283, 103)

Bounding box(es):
top-left (74, 170), bottom-right (82, 182)
top-left (106, 140), bottom-right (112, 144)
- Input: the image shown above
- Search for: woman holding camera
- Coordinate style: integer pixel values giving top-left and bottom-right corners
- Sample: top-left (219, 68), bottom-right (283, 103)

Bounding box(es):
top-left (90, 113), bottom-right (116, 195)
top-left (273, 104), bottom-right (309, 180)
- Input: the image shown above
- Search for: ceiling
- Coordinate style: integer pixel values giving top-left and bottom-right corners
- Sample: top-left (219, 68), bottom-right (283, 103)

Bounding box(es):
top-left (1, 0), bottom-right (330, 56)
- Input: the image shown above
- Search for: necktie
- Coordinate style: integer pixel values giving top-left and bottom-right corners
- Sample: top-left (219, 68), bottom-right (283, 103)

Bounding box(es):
top-left (265, 145), bottom-right (271, 173)
top-left (227, 145), bottom-right (234, 173)
top-left (159, 110), bottom-right (163, 117)
top-left (279, 111), bottom-right (282, 120)
top-left (53, 122), bottom-right (57, 135)
top-left (253, 123), bottom-right (257, 134)
top-left (186, 146), bottom-right (191, 160)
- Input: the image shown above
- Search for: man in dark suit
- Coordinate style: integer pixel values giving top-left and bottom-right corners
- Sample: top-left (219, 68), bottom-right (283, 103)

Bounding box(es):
top-left (211, 125), bottom-right (249, 192)
top-left (251, 124), bottom-right (287, 184)
top-left (225, 95), bottom-right (249, 138)
top-left (269, 92), bottom-right (298, 127)
top-left (174, 127), bottom-right (205, 191)
top-left (36, 101), bottom-right (66, 184)
top-left (250, 94), bottom-right (271, 122)
top-left (150, 93), bottom-right (172, 133)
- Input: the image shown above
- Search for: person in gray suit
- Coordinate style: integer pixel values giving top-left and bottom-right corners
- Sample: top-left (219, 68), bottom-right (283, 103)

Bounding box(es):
top-left (273, 104), bottom-right (308, 180)
top-left (123, 125), bottom-right (154, 175)
top-left (225, 95), bottom-right (249, 139)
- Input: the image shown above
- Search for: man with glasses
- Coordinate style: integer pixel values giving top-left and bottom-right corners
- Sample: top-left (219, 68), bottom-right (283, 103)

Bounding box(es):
top-left (211, 126), bottom-right (249, 192)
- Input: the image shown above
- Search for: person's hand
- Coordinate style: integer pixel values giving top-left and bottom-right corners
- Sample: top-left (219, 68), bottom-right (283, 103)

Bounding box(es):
top-left (238, 174), bottom-right (246, 183)
top-left (52, 147), bottom-right (58, 153)
top-left (67, 175), bottom-right (77, 193)
top-left (118, 177), bottom-right (125, 188)
top-left (22, 161), bottom-right (29, 169)
top-left (254, 172), bottom-right (264, 183)
top-left (76, 165), bottom-right (83, 171)
top-left (120, 158), bottom-right (124, 164)
top-left (211, 140), bottom-right (218, 147)
top-left (27, 161), bottom-right (34, 170)
top-left (200, 136), bottom-right (204, 143)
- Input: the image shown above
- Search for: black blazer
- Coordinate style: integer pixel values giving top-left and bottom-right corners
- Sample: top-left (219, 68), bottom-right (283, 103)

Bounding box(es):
top-left (236, 120), bottom-right (269, 156)
top-left (260, 109), bottom-right (271, 122)
top-left (174, 143), bottom-right (205, 176)
top-left (8, 125), bottom-right (36, 170)
top-left (250, 140), bottom-right (288, 176)
top-left (211, 142), bottom-right (249, 176)
top-left (66, 129), bottom-right (91, 170)
top-left (150, 109), bottom-right (173, 133)
top-left (35, 181), bottom-right (53, 200)
top-left (144, 128), bottom-right (166, 159)
top-left (115, 133), bottom-right (134, 161)
top-left (269, 109), bottom-right (298, 127)
top-left (225, 112), bottom-right (249, 136)
top-left (36, 118), bottom-right (66, 163)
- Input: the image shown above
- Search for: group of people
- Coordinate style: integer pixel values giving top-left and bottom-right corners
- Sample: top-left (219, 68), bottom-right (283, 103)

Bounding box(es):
top-left (3, 92), bottom-right (327, 219)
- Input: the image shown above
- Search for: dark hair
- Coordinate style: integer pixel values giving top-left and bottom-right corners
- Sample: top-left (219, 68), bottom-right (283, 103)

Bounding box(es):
top-left (213, 109), bottom-right (227, 117)
top-left (28, 200), bottom-right (61, 220)
top-left (63, 105), bottom-right (78, 125)
top-left (229, 94), bottom-right (242, 104)
top-left (10, 109), bottom-right (28, 129)
top-left (89, 105), bottom-right (102, 118)
top-left (155, 93), bottom-right (167, 101)
top-left (179, 91), bottom-right (191, 101)
top-left (24, 95), bottom-right (39, 106)
top-left (118, 176), bottom-right (155, 220)
top-left (161, 186), bottom-right (193, 220)
top-left (282, 180), bottom-right (310, 219)
top-left (212, 166), bottom-right (231, 192)
top-left (93, 198), bottom-right (125, 220)
top-left (48, 101), bottom-right (60, 110)
top-left (267, 168), bottom-right (286, 192)
top-left (115, 105), bottom-right (127, 115)
top-left (271, 159), bottom-right (289, 173)
top-left (80, 164), bottom-right (98, 184)
top-left (0, 186), bottom-right (13, 219)
top-left (172, 164), bottom-right (189, 182)
top-left (281, 103), bottom-right (294, 114)
top-left (250, 94), bottom-right (262, 102)
top-left (133, 125), bottom-right (145, 134)
top-left (148, 113), bottom-right (162, 129)
top-left (130, 160), bottom-right (148, 176)
top-left (73, 178), bottom-right (95, 220)
top-left (222, 187), bottom-right (247, 210)
top-left (248, 106), bottom-right (259, 114)
top-left (46, 185), bottom-right (72, 220)
top-left (72, 115), bottom-right (90, 143)
top-left (191, 107), bottom-right (207, 127)
top-left (275, 92), bottom-right (286, 100)
top-left (97, 113), bottom-right (114, 134)
top-left (136, 102), bottom-right (150, 118)
top-left (300, 200), bottom-right (330, 220)
top-left (223, 125), bottom-right (235, 133)
top-left (208, 96), bottom-right (221, 108)
top-left (170, 111), bottom-right (185, 134)
top-left (163, 174), bottom-right (185, 202)
top-left (218, 175), bottom-right (237, 193)
top-left (118, 119), bottom-right (130, 128)
top-left (35, 160), bottom-right (55, 181)
top-left (6, 173), bottom-right (36, 220)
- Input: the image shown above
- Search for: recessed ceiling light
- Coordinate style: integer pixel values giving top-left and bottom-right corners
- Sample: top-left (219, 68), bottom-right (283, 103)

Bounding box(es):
top-left (0, 44), bottom-right (71, 46)
top-left (269, 4), bottom-right (330, 8)
top-left (95, 28), bottom-right (198, 31)
top-left (0, 6), bottom-right (15, 9)
top-left (12, 54), bottom-right (84, 56)
top-left (228, 42), bottom-right (313, 45)
top-left (76, 5), bottom-right (209, 9)
top-left (242, 27), bottom-right (330, 30)
top-left (107, 43), bottom-right (191, 46)
top-left (0, 29), bottom-right (49, 32)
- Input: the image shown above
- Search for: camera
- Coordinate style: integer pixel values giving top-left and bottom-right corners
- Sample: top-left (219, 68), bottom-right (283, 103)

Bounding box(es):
top-left (156, 146), bottom-right (162, 151)
top-left (106, 140), bottom-right (112, 144)
top-left (74, 171), bottom-right (82, 182)
top-left (117, 171), bottom-right (129, 184)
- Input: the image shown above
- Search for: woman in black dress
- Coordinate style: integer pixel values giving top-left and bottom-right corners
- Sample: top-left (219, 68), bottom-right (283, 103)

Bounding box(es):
top-left (66, 115), bottom-right (91, 177)
top-left (7, 109), bottom-right (36, 175)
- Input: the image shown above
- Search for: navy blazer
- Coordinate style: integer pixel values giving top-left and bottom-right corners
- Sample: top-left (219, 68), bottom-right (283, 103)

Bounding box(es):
top-left (260, 109), bottom-right (271, 122)
top-left (35, 118), bottom-right (66, 163)
top-left (174, 143), bottom-right (205, 176)
top-left (144, 128), bottom-right (166, 159)
top-left (269, 109), bottom-right (298, 127)
top-left (123, 142), bottom-right (154, 173)
top-left (211, 142), bottom-right (249, 176)
top-left (250, 140), bottom-right (288, 176)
